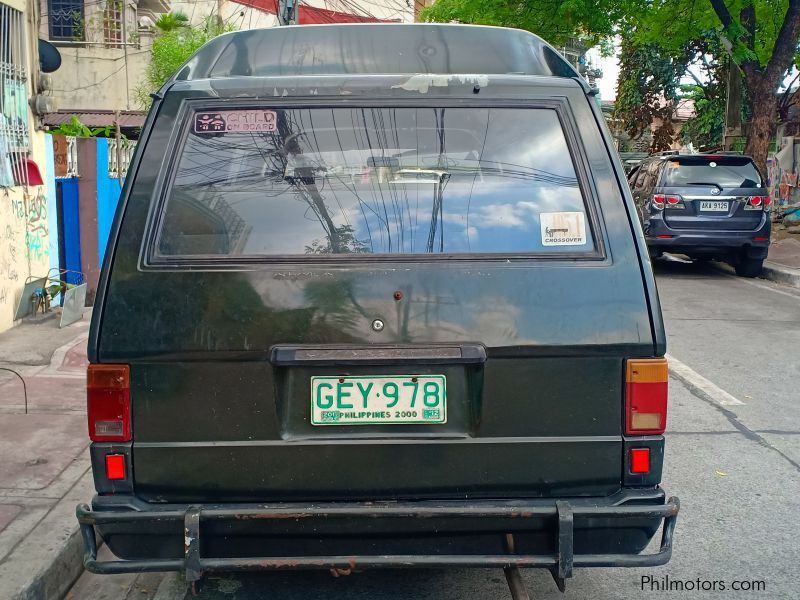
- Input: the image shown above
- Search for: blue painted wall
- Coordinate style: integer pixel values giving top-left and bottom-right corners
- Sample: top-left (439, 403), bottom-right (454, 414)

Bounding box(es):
top-left (95, 138), bottom-right (124, 264)
top-left (59, 179), bottom-right (82, 286)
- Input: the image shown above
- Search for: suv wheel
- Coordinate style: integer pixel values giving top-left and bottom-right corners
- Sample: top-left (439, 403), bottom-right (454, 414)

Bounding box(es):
top-left (735, 256), bottom-right (764, 278)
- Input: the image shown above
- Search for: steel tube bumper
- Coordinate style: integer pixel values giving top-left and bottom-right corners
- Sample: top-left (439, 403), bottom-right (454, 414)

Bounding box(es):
top-left (77, 495), bottom-right (679, 583)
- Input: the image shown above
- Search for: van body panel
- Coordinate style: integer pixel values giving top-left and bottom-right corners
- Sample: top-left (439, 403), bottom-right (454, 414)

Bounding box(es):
top-left (81, 25), bottom-right (675, 575)
top-left (93, 79), bottom-right (657, 501)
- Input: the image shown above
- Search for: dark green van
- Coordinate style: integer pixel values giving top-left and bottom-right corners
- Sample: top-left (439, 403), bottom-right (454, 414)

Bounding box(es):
top-left (77, 23), bottom-right (678, 594)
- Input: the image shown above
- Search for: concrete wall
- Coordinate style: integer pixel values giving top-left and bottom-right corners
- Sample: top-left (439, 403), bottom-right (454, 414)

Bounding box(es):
top-left (0, 0), bottom-right (54, 332)
top-left (0, 133), bottom-right (53, 332)
top-left (44, 37), bottom-right (153, 112)
top-left (39, 1), bottom-right (151, 111)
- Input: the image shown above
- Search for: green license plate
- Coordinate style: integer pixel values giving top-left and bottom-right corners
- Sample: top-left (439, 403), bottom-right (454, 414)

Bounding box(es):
top-left (311, 375), bottom-right (447, 426)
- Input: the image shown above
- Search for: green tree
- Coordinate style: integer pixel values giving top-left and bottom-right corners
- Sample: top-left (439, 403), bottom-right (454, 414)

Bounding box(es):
top-left (154, 11), bottom-right (190, 33)
top-left (626, 0), bottom-right (800, 171)
top-left (614, 42), bottom-right (689, 152)
top-left (135, 16), bottom-right (233, 107)
top-left (422, 0), bottom-right (800, 171)
top-left (421, 0), bottom-right (625, 46)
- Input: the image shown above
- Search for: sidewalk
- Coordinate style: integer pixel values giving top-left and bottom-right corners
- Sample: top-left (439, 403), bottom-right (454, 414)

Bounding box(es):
top-left (0, 311), bottom-right (93, 600)
top-left (763, 237), bottom-right (800, 288)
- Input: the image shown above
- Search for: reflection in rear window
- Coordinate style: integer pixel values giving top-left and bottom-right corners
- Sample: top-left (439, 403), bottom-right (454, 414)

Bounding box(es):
top-left (157, 107), bottom-right (594, 257)
top-left (661, 157), bottom-right (762, 188)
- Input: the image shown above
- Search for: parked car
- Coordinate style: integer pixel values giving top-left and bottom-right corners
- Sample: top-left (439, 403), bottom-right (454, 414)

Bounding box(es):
top-left (629, 153), bottom-right (771, 276)
top-left (76, 23), bottom-right (678, 594)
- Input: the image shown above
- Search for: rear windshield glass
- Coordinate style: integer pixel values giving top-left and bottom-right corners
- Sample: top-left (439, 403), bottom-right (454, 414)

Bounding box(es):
top-left (157, 107), bottom-right (594, 257)
top-left (661, 157), bottom-right (762, 188)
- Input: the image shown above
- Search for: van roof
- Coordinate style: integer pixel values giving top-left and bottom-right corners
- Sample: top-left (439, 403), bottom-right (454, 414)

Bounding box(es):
top-left (172, 23), bottom-right (581, 82)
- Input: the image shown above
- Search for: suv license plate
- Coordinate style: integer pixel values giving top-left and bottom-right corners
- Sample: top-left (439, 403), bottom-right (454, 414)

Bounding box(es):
top-left (311, 375), bottom-right (447, 426)
top-left (700, 201), bottom-right (728, 211)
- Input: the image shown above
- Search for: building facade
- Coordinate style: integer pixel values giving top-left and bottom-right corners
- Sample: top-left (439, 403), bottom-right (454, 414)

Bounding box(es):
top-left (1, 0), bottom-right (55, 332)
top-left (39, 0), bottom-right (413, 115)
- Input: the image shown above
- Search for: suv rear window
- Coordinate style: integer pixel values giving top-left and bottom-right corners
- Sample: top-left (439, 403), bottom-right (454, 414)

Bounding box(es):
top-left (661, 156), bottom-right (762, 188)
top-left (156, 107), bottom-right (594, 257)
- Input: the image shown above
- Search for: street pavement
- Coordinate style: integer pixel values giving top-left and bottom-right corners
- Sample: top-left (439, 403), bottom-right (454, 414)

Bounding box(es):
top-left (60, 260), bottom-right (800, 599)
top-left (0, 311), bottom-right (93, 600)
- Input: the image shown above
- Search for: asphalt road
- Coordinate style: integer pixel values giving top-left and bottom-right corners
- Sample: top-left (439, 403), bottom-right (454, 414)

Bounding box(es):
top-left (67, 260), bottom-right (800, 600)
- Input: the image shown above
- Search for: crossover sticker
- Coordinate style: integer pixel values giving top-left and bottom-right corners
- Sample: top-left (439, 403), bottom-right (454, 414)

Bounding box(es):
top-left (193, 110), bottom-right (278, 134)
top-left (540, 212), bottom-right (587, 246)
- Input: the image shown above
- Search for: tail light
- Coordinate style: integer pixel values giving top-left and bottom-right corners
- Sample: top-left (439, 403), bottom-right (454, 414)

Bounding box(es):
top-left (625, 358), bottom-right (668, 435)
top-left (651, 194), bottom-right (665, 210)
top-left (630, 448), bottom-right (651, 474)
top-left (664, 194), bottom-right (684, 209)
top-left (87, 364), bottom-right (131, 442)
top-left (105, 454), bottom-right (126, 480)
top-left (745, 196), bottom-right (766, 210)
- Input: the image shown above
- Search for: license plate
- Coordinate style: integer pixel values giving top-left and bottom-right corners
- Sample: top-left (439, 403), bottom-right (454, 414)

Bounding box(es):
top-left (700, 201), bottom-right (728, 211)
top-left (311, 375), bottom-right (447, 426)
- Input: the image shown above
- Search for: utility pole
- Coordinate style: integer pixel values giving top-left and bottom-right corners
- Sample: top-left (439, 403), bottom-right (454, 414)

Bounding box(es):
top-left (278, 0), bottom-right (297, 25)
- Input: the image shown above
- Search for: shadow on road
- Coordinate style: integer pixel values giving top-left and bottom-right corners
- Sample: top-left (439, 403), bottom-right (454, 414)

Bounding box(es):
top-left (651, 255), bottom-right (732, 280)
top-left (189, 569), bottom-right (514, 600)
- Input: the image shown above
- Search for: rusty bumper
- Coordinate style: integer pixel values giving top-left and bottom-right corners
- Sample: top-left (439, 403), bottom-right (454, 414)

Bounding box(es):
top-left (77, 495), bottom-right (679, 586)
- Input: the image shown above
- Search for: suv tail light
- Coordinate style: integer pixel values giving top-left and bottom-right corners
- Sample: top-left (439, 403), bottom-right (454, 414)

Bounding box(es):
top-left (87, 364), bottom-right (131, 442)
top-left (745, 196), bottom-right (768, 210)
top-left (625, 358), bottom-right (668, 435)
top-left (664, 194), bottom-right (684, 209)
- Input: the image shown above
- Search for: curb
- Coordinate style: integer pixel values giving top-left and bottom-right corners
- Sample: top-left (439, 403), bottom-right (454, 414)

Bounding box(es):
top-left (0, 470), bottom-right (94, 600)
top-left (761, 261), bottom-right (800, 288)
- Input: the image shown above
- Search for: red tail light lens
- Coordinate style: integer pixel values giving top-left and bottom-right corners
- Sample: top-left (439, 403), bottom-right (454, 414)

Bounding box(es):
top-left (87, 365), bottom-right (131, 442)
top-left (105, 454), bottom-right (126, 480)
top-left (749, 196), bottom-right (763, 206)
top-left (664, 194), bottom-right (685, 209)
top-left (763, 196), bottom-right (772, 210)
top-left (651, 194), bottom-right (665, 210)
top-left (630, 448), bottom-right (651, 474)
top-left (625, 358), bottom-right (668, 435)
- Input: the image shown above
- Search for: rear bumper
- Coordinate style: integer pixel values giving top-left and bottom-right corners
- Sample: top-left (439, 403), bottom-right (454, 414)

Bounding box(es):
top-left (644, 214), bottom-right (770, 258)
top-left (76, 491), bottom-right (679, 585)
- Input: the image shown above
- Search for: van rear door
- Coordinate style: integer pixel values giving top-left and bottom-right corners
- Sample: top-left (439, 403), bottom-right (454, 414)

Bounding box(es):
top-left (95, 81), bottom-right (660, 503)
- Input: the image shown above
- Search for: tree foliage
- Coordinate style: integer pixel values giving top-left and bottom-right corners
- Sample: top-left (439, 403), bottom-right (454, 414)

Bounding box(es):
top-left (614, 42), bottom-right (688, 152)
top-left (136, 16), bottom-right (233, 108)
top-left (421, 0), bottom-right (625, 46)
top-left (48, 116), bottom-right (119, 138)
top-left (154, 11), bottom-right (190, 33)
top-left (421, 0), bottom-right (800, 169)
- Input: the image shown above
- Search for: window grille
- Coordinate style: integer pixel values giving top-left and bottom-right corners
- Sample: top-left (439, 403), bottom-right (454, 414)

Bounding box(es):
top-left (103, 0), bottom-right (123, 46)
top-left (0, 3), bottom-right (30, 187)
top-left (48, 0), bottom-right (84, 41)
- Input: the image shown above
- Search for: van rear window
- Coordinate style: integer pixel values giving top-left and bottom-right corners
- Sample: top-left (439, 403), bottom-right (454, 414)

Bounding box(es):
top-left (157, 107), bottom-right (594, 257)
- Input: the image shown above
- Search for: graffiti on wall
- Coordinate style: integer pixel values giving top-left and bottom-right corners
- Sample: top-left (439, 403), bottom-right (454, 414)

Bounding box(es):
top-left (24, 191), bottom-right (49, 261)
top-left (0, 189), bottom-right (50, 307)
top-left (0, 222), bottom-right (15, 306)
